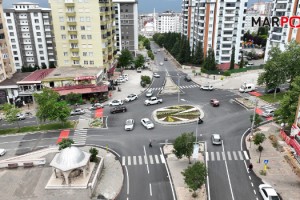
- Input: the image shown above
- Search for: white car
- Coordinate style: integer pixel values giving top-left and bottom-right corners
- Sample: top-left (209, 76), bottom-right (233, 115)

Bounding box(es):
top-left (125, 94), bottom-right (138, 102)
top-left (262, 109), bottom-right (275, 118)
top-left (141, 118), bottom-right (154, 129)
top-left (16, 113), bottom-right (26, 120)
top-left (246, 62), bottom-right (254, 67)
top-left (159, 62), bottom-right (164, 66)
top-left (120, 75), bottom-right (128, 81)
top-left (116, 77), bottom-right (125, 83)
top-left (123, 74), bottom-right (129, 80)
top-left (109, 100), bottom-right (124, 106)
top-left (259, 184), bottom-right (280, 200)
top-left (0, 148), bottom-right (6, 156)
top-left (145, 90), bottom-right (153, 97)
top-left (201, 84), bottom-right (214, 91)
top-left (211, 134), bottom-right (222, 145)
top-left (125, 119), bottom-right (135, 131)
top-left (89, 103), bottom-right (104, 110)
top-left (153, 73), bottom-right (160, 78)
top-left (71, 108), bottom-right (85, 115)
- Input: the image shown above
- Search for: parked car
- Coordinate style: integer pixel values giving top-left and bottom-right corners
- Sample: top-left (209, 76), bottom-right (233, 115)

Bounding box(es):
top-left (116, 77), bottom-right (125, 83)
top-left (71, 108), bottom-right (85, 115)
top-left (16, 113), bottom-right (26, 120)
top-left (110, 106), bottom-right (127, 114)
top-left (164, 57), bottom-right (168, 61)
top-left (0, 148), bottom-right (6, 156)
top-left (154, 51), bottom-right (157, 54)
top-left (265, 88), bottom-right (280, 94)
top-left (153, 73), bottom-right (160, 78)
top-left (184, 76), bottom-right (192, 82)
top-left (137, 68), bottom-right (142, 73)
top-left (211, 134), bottom-right (222, 145)
top-left (89, 103), bottom-right (104, 110)
top-left (210, 99), bottom-right (220, 107)
top-left (125, 94), bottom-right (138, 102)
top-left (201, 84), bottom-right (214, 91)
top-left (157, 49), bottom-right (161, 52)
top-left (141, 118), bottom-right (154, 129)
top-left (124, 119), bottom-right (135, 131)
top-left (109, 100), bottom-right (124, 106)
top-left (159, 62), bottom-right (164, 66)
top-left (246, 62), bottom-right (254, 67)
top-left (239, 83), bottom-right (255, 93)
top-left (259, 184), bottom-right (280, 200)
top-left (262, 109), bottom-right (275, 118)
top-left (145, 90), bottom-right (153, 97)
top-left (123, 74), bottom-right (129, 80)
top-left (120, 75), bottom-right (128, 81)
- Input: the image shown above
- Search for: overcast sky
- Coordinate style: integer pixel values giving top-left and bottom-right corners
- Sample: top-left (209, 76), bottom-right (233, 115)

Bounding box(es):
top-left (3, 0), bottom-right (262, 13)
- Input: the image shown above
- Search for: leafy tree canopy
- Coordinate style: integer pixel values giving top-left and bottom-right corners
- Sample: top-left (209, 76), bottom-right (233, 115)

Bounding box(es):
top-left (134, 55), bottom-right (145, 69)
top-left (58, 138), bottom-right (74, 150)
top-left (173, 132), bottom-right (195, 164)
top-left (2, 103), bottom-right (21, 129)
top-left (118, 49), bottom-right (133, 68)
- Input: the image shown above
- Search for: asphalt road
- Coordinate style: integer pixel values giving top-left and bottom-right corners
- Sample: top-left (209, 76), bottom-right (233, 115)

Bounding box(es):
top-left (0, 43), bottom-right (266, 200)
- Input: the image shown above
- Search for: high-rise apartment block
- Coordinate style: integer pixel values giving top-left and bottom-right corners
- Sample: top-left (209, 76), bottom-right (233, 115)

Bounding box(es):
top-left (4, 2), bottom-right (55, 71)
top-left (0, 0), bottom-right (15, 82)
top-left (182, 0), bottom-right (248, 64)
top-left (49, 0), bottom-right (116, 70)
top-left (157, 11), bottom-right (182, 33)
top-left (264, 0), bottom-right (300, 62)
top-left (113, 0), bottom-right (138, 54)
top-left (244, 10), bottom-right (263, 34)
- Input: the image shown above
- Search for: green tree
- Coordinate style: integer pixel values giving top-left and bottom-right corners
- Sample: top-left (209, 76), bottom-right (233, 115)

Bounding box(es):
top-left (21, 65), bottom-right (27, 72)
top-left (173, 132), bottom-right (195, 164)
top-left (134, 54), bottom-right (145, 69)
top-left (58, 138), bottom-right (74, 150)
top-left (65, 92), bottom-right (82, 105)
top-left (275, 76), bottom-right (300, 126)
top-left (230, 46), bottom-right (235, 70)
top-left (253, 133), bottom-right (266, 163)
top-left (147, 50), bottom-right (154, 60)
top-left (41, 63), bottom-right (47, 69)
top-left (2, 103), bottom-right (21, 130)
top-left (193, 41), bottom-right (204, 65)
top-left (144, 39), bottom-right (151, 50)
top-left (52, 101), bottom-right (71, 125)
top-left (89, 147), bottom-right (99, 162)
top-left (182, 161), bottom-right (207, 197)
top-left (250, 114), bottom-right (263, 126)
top-left (203, 48), bottom-right (216, 71)
top-left (34, 64), bottom-right (40, 70)
top-left (118, 49), bottom-right (133, 68)
top-left (240, 54), bottom-right (244, 69)
top-left (49, 61), bottom-right (56, 68)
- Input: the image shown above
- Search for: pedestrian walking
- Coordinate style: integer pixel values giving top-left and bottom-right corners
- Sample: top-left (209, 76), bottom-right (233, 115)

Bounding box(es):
top-left (248, 163), bottom-right (253, 172)
top-left (149, 140), bottom-right (152, 148)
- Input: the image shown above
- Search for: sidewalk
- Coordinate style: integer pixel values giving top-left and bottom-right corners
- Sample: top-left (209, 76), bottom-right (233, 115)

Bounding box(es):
top-left (247, 123), bottom-right (300, 200)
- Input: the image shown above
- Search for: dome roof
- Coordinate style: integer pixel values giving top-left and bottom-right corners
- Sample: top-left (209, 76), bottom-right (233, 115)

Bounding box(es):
top-left (50, 146), bottom-right (90, 171)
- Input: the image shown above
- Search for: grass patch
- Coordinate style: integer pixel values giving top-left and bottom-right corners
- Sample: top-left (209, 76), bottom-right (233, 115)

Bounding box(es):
top-left (0, 121), bottom-right (75, 135)
top-left (259, 92), bottom-right (285, 103)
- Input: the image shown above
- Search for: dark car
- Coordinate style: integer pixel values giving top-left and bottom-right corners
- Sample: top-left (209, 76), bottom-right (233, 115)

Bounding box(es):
top-left (164, 57), bottom-right (168, 61)
top-left (184, 76), bottom-right (192, 82)
top-left (110, 106), bottom-right (127, 114)
top-left (265, 88), bottom-right (280, 94)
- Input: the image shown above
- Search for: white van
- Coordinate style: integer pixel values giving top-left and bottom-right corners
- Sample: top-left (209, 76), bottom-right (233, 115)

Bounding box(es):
top-left (239, 83), bottom-right (255, 93)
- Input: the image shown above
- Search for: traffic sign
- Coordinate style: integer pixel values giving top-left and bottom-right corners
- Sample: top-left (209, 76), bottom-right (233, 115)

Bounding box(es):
top-left (264, 159), bottom-right (269, 164)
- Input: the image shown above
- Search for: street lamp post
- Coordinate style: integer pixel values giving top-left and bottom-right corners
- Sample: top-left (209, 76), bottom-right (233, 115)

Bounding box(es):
top-left (177, 74), bottom-right (180, 103)
top-left (249, 99), bottom-right (258, 148)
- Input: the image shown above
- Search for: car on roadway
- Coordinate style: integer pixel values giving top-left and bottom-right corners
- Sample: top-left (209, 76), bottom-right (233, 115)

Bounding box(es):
top-left (123, 74), bottom-right (129, 80)
top-left (210, 99), bottom-right (220, 107)
top-left (265, 88), bottom-right (280, 94)
top-left (246, 62), bottom-right (254, 67)
top-left (141, 118), bottom-right (154, 129)
top-left (16, 113), bottom-right (26, 120)
top-left (110, 106), bottom-right (127, 114)
top-left (125, 94), bottom-right (138, 102)
top-left (71, 108), bottom-right (85, 115)
top-left (153, 73), bottom-right (160, 78)
top-left (201, 84), bottom-right (214, 91)
top-left (119, 75), bottom-right (128, 81)
top-left (145, 90), bottom-right (153, 97)
top-left (89, 103), bottom-right (104, 110)
top-left (0, 148), bottom-right (6, 156)
top-left (159, 62), bottom-right (164, 66)
top-left (184, 76), bottom-right (192, 82)
top-left (137, 68), bottom-right (142, 73)
top-left (157, 49), bottom-right (161, 52)
top-left (211, 134), bottom-right (222, 145)
top-left (109, 100), bottom-right (124, 106)
top-left (124, 119), bottom-right (135, 131)
top-left (116, 77), bottom-right (125, 83)
top-left (259, 184), bottom-right (280, 200)
top-left (262, 109), bottom-right (275, 118)
top-left (164, 57), bottom-right (168, 61)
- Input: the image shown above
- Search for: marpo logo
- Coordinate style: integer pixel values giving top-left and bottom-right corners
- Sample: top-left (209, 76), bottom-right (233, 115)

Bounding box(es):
top-left (252, 16), bottom-right (300, 28)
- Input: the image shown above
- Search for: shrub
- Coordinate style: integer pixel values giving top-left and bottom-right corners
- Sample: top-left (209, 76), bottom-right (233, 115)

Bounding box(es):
top-left (223, 71), bottom-right (231, 76)
top-left (201, 68), bottom-right (207, 73)
top-left (141, 75), bottom-right (151, 84)
top-left (140, 81), bottom-right (146, 87)
top-left (89, 147), bottom-right (99, 162)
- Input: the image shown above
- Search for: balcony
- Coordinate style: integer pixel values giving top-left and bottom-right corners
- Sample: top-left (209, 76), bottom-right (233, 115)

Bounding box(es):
top-left (66, 11), bottom-right (76, 17)
top-left (68, 30), bottom-right (77, 34)
top-left (67, 21), bottom-right (77, 26)
top-left (71, 56), bottom-right (80, 61)
top-left (69, 38), bottom-right (78, 42)
top-left (65, 0), bottom-right (75, 6)
top-left (70, 47), bottom-right (79, 52)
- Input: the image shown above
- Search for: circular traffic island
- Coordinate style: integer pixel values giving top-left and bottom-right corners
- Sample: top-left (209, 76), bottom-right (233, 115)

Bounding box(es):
top-left (153, 105), bottom-right (204, 125)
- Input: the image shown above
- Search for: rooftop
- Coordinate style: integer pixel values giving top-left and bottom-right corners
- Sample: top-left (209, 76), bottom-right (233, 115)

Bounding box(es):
top-left (0, 73), bottom-right (32, 87)
top-left (17, 69), bottom-right (55, 84)
top-left (44, 67), bottom-right (102, 81)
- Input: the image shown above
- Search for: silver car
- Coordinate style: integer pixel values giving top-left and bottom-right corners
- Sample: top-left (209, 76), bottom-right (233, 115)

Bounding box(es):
top-left (125, 119), bottom-right (135, 131)
top-left (146, 90), bottom-right (153, 97)
top-left (262, 109), bottom-right (275, 118)
top-left (141, 118), bottom-right (154, 129)
top-left (16, 113), bottom-right (26, 120)
top-left (211, 134), bottom-right (222, 145)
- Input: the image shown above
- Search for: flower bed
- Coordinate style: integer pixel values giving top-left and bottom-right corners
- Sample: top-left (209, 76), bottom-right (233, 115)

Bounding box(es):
top-left (155, 105), bottom-right (201, 123)
top-left (90, 118), bottom-right (103, 128)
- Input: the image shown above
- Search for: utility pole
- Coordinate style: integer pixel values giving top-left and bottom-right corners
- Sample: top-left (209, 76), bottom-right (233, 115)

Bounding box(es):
top-left (250, 99), bottom-right (258, 148)
top-left (178, 74), bottom-right (180, 103)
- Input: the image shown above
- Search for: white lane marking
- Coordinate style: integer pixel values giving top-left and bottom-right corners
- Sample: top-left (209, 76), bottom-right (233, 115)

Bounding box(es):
top-left (251, 182), bottom-right (253, 187)
top-left (133, 156), bottom-right (137, 165)
top-left (222, 140), bottom-right (235, 200)
top-left (125, 166), bottom-right (129, 195)
top-left (238, 151), bottom-right (244, 160)
top-left (138, 156), bottom-right (142, 165)
top-left (149, 183), bottom-right (152, 196)
top-left (160, 147), bottom-right (176, 200)
top-left (154, 155), bottom-right (159, 164)
top-left (160, 154), bottom-right (165, 163)
top-left (128, 156), bottom-right (131, 166)
top-left (143, 146), bottom-right (149, 174)
top-left (205, 142), bottom-right (211, 200)
top-left (206, 152), bottom-right (209, 161)
top-left (122, 156), bottom-right (125, 166)
top-left (233, 151), bottom-right (238, 160)
top-left (210, 152), bottom-right (214, 161)
top-left (243, 151), bottom-right (249, 160)
top-left (216, 152), bottom-right (220, 160)
top-left (222, 152), bottom-right (226, 160)
top-left (149, 155), bottom-right (154, 164)
top-left (254, 190), bottom-right (256, 195)
top-left (144, 155), bottom-right (148, 164)
top-left (227, 151), bottom-right (232, 160)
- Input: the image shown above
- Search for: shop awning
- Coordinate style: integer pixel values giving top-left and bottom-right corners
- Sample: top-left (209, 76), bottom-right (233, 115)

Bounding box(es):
top-left (53, 85), bottom-right (108, 96)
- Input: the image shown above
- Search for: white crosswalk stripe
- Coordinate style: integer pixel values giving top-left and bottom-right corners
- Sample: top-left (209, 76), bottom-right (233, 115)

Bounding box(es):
top-left (72, 129), bottom-right (87, 145)
top-left (121, 154), bottom-right (166, 166)
top-left (205, 151), bottom-right (250, 162)
top-left (148, 85), bottom-right (200, 92)
top-left (79, 109), bottom-right (92, 120)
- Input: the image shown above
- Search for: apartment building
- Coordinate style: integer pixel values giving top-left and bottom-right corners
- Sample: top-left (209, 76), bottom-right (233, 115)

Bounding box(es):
top-left (264, 0), bottom-right (299, 62)
top-left (244, 10), bottom-right (263, 34)
top-left (113, 0), bottom-right (138, 54)
top-left (139, 13), bottom-right (157, 38)
top-left (157, 11), bottom-right (182, 33)
top-left (182, 0), bottom-right (248, 64)
top-left (4, 2), bottom-right (55, 71)
top-left (0, 0), bottom-right (15, 82)
top-left (49, 0), bottom-right (116, 70)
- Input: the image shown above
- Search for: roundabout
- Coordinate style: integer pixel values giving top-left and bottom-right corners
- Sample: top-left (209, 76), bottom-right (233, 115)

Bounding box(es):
top-left (153, 104), bottom-right (204, 125)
